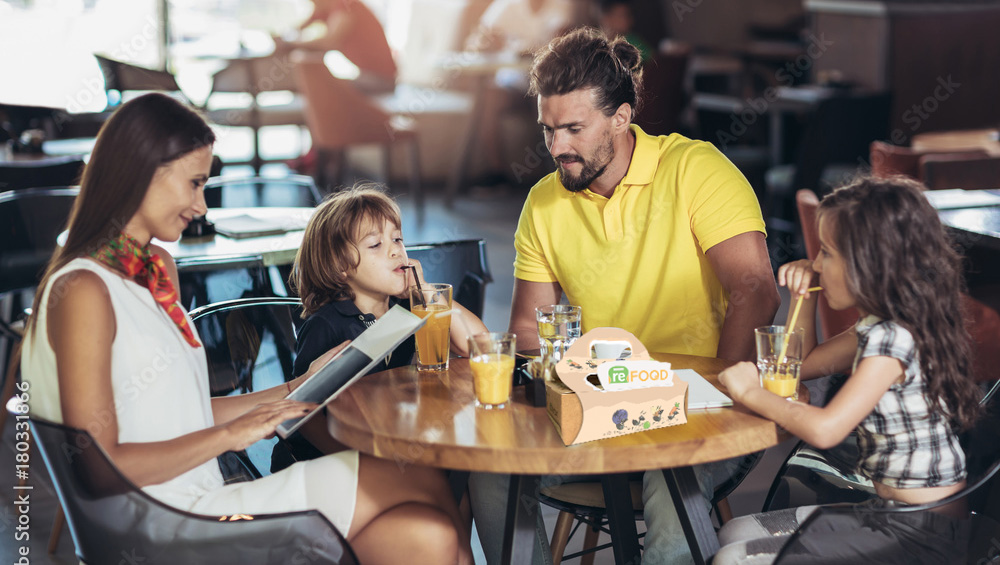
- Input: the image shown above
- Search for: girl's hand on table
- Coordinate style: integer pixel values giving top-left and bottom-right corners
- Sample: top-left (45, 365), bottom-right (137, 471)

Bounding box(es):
top-left (718, 361), bottom-right (761, 402)
top-left (777, 259), bottom-right (819, 297)
top-left (224, 400), bottom-right (318, 451)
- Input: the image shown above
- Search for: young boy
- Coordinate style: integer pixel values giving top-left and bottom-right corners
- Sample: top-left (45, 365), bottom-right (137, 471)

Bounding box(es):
top-left (272, 184), bottom-right (487, 471)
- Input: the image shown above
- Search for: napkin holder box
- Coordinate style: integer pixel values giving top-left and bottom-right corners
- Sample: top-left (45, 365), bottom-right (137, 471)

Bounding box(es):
top-left (545, 328), bottom-right (688, 446)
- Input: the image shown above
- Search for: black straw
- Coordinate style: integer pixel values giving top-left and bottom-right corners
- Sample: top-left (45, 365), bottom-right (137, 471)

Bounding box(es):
top-left (405, 265), bottom-right (427, 307)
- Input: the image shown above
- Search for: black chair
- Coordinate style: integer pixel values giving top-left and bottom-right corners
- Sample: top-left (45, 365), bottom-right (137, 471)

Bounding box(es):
top-left (190, 297), bottom-right (304, 475)
top-left (405, 239), bottom-right (492, 319)
top-left (175, 254), bottom-right (276, 311)
top-left (30, 415), bottom-right (358, 565)
top-left (203, 174), bottom-right (322, 208)
top-left (771, 395), bottom-right (1000, 564)
top-left (0, 156), bottom-right (85, 191)
top-left (0, 186), bottom-right (79, 295)
top-left (0, 187), bottom-right (78, 409)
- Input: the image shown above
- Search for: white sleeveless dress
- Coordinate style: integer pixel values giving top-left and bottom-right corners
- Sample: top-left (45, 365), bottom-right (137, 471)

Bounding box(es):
top-left (21, 258), bottom-right (359, 535)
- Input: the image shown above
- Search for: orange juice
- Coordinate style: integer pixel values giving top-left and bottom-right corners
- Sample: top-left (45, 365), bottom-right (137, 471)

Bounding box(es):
top-left (758, 360), bottom-right (801, 400)
top-left (412, 304), bottom-right (451, 369)
top-left (470, 353), bottom-right (515, 407)
top-left (762, 373), bottom-right (798, 397)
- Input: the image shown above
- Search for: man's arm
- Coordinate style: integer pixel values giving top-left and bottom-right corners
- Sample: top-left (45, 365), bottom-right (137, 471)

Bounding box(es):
top-left (508, 278), bottom-right (562, 352)
top-left (705, 231), bottom-right (780, 361)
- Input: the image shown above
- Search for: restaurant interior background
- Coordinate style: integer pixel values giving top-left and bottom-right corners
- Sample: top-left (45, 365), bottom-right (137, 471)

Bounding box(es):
top-left (3, 0), bottom-right (999, 247)
top-left (2, 0), bottom-right (1000, 563)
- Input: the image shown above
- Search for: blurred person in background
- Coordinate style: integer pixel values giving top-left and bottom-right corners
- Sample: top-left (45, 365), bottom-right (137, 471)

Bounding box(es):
top-left (597, 0), bottom-right (652, 62)
top-left (273, 0), bottom-right (396, 94)
top-left (463, 0), bottom-right (577, 190)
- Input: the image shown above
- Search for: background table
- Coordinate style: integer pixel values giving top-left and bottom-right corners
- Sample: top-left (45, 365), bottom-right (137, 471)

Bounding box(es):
top-left (155, 207), bottom-right (313, 269)
top-left (912, 128), bottom-right (1000, 157)
top-left (934, 198), bottom-right (1000, 253)
top-left (326, 352), bottom-right (802, 564)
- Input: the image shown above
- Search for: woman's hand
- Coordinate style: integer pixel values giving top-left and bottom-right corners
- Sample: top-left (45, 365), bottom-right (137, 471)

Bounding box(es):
top-left (777, 259), bottom-right (819, 297)
top-left (224, 400), bottom-right (318, 452)
top-left (399, 258), bottom-right (426, 299)
top-left (718, 361), bottom-right (761, 402)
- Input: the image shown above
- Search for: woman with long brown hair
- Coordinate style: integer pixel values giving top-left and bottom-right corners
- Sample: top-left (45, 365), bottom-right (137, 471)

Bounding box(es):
top-left (715, 176), bottom-right (982, 563)
top-left (20, 93), bottom-right (471, 564)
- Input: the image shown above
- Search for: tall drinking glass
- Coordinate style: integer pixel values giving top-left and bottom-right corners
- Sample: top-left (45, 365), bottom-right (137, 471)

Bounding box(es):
top-left (410, 283), bottom-right (452, 371)
top-left (535, 305), bottom-right (582, 362)
top-left (468, 332), bottom-right (516, 409)
top-left (754, 325), bottom-right (802, 401)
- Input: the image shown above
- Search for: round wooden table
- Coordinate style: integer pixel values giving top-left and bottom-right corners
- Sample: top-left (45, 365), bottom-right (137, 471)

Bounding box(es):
top-left (326, 352), bottom-right (806, 564)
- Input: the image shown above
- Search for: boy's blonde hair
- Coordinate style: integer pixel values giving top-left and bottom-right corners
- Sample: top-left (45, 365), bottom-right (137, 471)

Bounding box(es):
top-left (291, 183), bottom-right (402, 317)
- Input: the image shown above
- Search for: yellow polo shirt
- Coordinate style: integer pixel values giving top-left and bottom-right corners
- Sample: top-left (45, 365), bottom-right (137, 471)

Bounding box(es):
top-left (513, 126), bottom-right (765, 356)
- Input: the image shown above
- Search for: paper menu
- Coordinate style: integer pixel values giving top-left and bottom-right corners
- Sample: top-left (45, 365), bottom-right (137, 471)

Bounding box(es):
top-left (674, 369), bottom-right (733, 409)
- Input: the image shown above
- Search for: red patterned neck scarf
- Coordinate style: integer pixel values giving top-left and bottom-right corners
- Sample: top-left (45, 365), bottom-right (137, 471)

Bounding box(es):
top-left (91, 233), bottom-right (201, 348)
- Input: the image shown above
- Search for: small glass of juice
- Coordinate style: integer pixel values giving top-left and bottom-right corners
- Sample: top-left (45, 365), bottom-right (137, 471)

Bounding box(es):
top-left (754, 325), bottom-right (803, 401)
top-left (468, 332), bottom-right (516, 409)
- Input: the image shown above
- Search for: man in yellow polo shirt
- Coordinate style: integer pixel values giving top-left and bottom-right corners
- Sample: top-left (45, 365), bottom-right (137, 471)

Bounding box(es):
top-left (470, 28), bottom-right (780, 565)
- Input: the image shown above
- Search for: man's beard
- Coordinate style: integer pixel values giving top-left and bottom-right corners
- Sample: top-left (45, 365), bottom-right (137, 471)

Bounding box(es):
top-left (555, 135), bottom-right (615, 192)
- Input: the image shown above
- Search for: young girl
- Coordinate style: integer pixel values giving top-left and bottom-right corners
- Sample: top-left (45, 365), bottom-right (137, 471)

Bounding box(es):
top-left (716, 176), bottom-right (982, 563)
top-left (21, 93), bottom-right (472, 565)
top-left (271, 185), bottom-right (488, 469)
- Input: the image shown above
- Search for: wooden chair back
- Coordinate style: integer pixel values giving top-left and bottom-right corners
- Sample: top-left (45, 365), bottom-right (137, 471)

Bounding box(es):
top-left (293, 56), bottom-right (396, 150)
top-left (795, 189), bottom-right (859, 340)
top-left (920, 153), bottom-right (1000, 190)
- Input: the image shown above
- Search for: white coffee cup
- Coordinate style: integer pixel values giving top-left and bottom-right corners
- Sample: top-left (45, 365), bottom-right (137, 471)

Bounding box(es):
top-left (590, 340), bottom-right (632, 360)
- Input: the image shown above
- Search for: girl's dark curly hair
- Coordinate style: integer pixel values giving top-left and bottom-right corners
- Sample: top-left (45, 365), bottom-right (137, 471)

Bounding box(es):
top-left (819, 176), bottom-right (980, 430)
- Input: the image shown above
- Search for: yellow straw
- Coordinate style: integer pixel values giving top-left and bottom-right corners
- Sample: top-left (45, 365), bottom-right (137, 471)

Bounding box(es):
top-left (780, 287), bottom-right (823, 362)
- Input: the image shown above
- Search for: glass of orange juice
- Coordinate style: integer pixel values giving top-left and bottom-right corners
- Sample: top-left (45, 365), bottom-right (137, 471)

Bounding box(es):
top-left (468, 332), bottom-right (516, 409)
top-left (754, 325), bottom-right (802, 401)
top-left (410, 283), bottom-right (453, 371)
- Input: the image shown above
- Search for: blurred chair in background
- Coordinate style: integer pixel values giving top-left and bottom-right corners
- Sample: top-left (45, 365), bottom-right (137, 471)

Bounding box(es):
top-left (293, 55), bottom-right (422, 220)
top-left (95, 54), bottom-right (186, 106)
top-left (203, 174), bottom-right (322, 208)
top-left (404, 239), bottom-right (492, 319)
top-left (174, 254), bottom-right (277, 311)
top-left (868, 139), bottom-right (988, 182)
top-left (0, 187), bottom-right (78, 414)
top-left (764, 92), bottom-right (891, 267)
top-left (0, 156), bottom-right (85, 192)
top-left (633, 43), bottom-right (691, 137)
top-left (920, 153), bottom-right (1000, 191)
top-left (202, 55), bottom-right (307, 173)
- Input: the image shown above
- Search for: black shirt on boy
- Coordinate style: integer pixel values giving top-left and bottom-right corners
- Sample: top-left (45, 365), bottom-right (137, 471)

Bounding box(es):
top-left (271, 297), bottom-right (417, 472)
